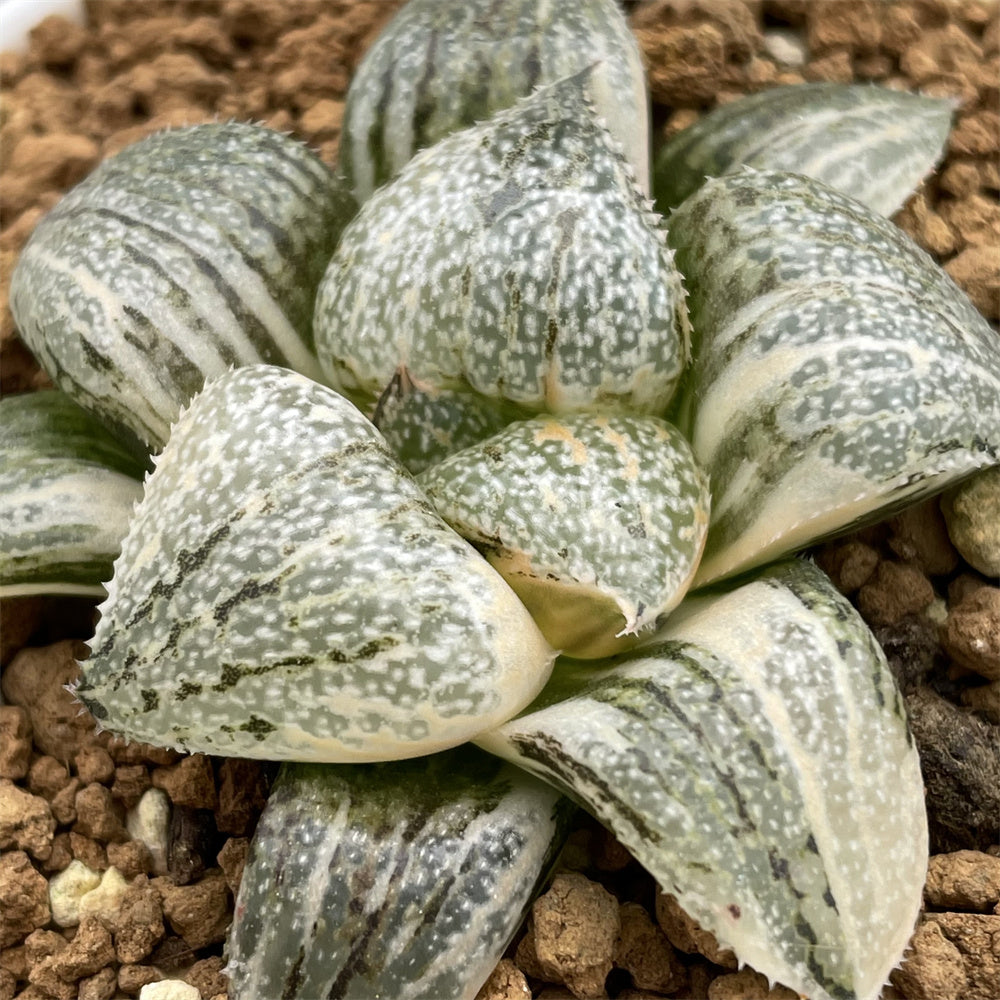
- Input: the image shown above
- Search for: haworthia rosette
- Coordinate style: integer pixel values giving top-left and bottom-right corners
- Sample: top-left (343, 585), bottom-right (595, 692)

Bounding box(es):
top-left (0, 391), bottom-right (146, 598)
top-left (73, 365), bottom-right (555, 762)
top-left (653, 83), bottom-right (955, 217)
top-left (667, 168), bottom-right (1000, 586)
top-left (228, 749), bottom-right (574, 1000)
top-left (339, 0), bottom-right (650, 202)
top-left (315, 73), bottom-right (689, 419)
top-left (476, 559), bottom-right (927, 1000)
top-left (417, 413), bottom-right (710, 658)
top-left (10, 122), bottom-right (356, 451)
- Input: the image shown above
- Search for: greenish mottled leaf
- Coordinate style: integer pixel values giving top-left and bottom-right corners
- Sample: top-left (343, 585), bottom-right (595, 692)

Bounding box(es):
top-left (667, 168), bottom-right (1000, 586)
top-left (418, 412), bottom-right (709, 658)
top-left (228, 748), bottom-right (574, 1000)
top-left (0, 390), bottom-right (146, 597)
top-left (11, 122), bottom-right (356, 451)
top-left (74, 365), bottom-right (555, 762)
top-left (340, 0), bottom-right (650, 201)
top-left (372, 367), bottom-right (530, 475)
top-left (315, 73), bottom-right (688, 419)
top-left (477, 559), bottom-right (927, 1000)
top-left (654, 82), bottom-right (954, 217)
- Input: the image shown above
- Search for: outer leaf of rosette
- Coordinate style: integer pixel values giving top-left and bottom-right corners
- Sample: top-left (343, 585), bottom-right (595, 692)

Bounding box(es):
top-left (417, 412), bottom-right (710, 659)
top-left (666, 168), bottom-right (1000, 587)
top-left (476, 559), bottom-right (927, 1000)
top-left (653, 82), bottom-right (955, 217)
top-left (315, 71), bottom-right (688, 421)
top-left (227, 747), bottom-right (575, 1000)
top-left (339, 0), bottom-right (650, 202)
top-left (0, 390), bottom-right (146, 598)
top-left (73, 365), bottom-right (555, 762)
top-left (10, 122), bottom-right (356, 452)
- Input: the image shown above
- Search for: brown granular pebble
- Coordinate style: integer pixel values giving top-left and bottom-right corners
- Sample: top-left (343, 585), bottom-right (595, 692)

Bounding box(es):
top-left (529, 872), bottom-right (621, 999)
top-left (0, 641), bottom-right (96, 762)
top-left (928, 912), bottom-right (1000, 1000)
top-left (891, 918), bottom-right (968, 1000)
top-left (75, 746), bottom-right (116, 786)
top-left (152, 754), bottom-right (218, 811)
top-left (74, 782), bottom-right (129, 844)
top-left (707, 967), bottom-right (800, 999)
top-left (925, 850), bottom-right (1000, 911)
top-left (114, 875), bottom-right (165, 965)
top-left (475, 958), bottom-right (532, 1000)
top-left (654, 890), bottom-right (738, 969)
top-left (0, 704), bottom-right (32, 780)
top-left (856, 559), bottom-right (936, 627)
top-left (155, 868), bottom-right (231, 951)
top-left (614, 901), bottom-right (687, 994)
top-left (215, 836), bottom-right (249, 897)
top-left (0, 850), bottom-right (51, 949)
top-left (941, 585), bottom-right (1000, 680)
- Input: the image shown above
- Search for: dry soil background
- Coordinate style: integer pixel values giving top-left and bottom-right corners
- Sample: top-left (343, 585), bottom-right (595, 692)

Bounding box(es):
top-left (0, 2), bottom-right (998, 999)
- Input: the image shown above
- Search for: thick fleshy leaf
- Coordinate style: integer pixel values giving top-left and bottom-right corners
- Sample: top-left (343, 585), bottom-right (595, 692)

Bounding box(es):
top-left (10, 122), bottom-right (355, 451)
top-left (74, 365), bottom-right (555, 762)
top-left (667, 168), bottom-right (1000, 586)
top-left (315, 74), bottom-right (688, 419)
top-left (476, 559), bottom-right (927, 1000)
top-left (418, 413), bottom-right (710, 658)
top-left (339, 0), bottom-right (650, 202)
top-left (0, 391), bottom-right (145, 598)
top-left (228, 748), bottom-right (574, 1000)
top-left (653, 82), bottom-right (955, 217)
top-left (372, 368), bottom-right (530, 475)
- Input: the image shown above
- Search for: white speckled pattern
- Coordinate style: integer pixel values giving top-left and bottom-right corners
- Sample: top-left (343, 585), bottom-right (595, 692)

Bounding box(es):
top-left (10, 122), bottom-right (355, 450)
top-left (653, 83), bottom-right (954, 216)
top-left (477, 559), bottom-right (927, 1000)
top-left (76, 365), bottom-right (555, 761)
top-left (418, 412), bottom-right (709, 657)
top-left (315, 74), bottom-right (687, 419)
top-left (339, 0), bottom-right (650, 201)
top-left (668, 168), bottom-right (1000, 586)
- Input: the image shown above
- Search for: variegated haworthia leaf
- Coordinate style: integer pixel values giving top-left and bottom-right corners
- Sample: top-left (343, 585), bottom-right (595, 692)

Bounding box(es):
top-left (314, 73), bottom-right (689, 419)
top-left (73, 365), bottom-right (555, 762)
top-left (228, 748), bottom-right (575, 1000)
top-left (653, 83), bottom-right (955, 217)
top-left (339, 0), bottom-right (650, 202)
top-left (0, 390), bottom-right (146, 598)
top-left (372, 367), bottom-right (531, 476)
top-left (667, 168), bottom-right (1000, 587)
top-left (10, 122), bottom-right (356, 452)
top-left (476, 559), bottom-right (927, 1000)
top-left (417, 413), bottom-right (710, 658)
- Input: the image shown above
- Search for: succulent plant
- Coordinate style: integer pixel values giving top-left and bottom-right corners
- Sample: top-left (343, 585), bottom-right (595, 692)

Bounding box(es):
top-left (9, 121), bottom-right (355, 452)
top-left (417, 411), bottom-right (709, 658)
top-left (0, 390), bottom-right (145, 597)
top-left (667, 167), bottom-right (1000, 586)
top-left (228, 748), bottom-right (575, 999)
top-left (4, 5), bottom-right (1000, 1000)
top-left (72, 365), bottom-right (555, 762)
top-left (339, 0), bottom-right (650, 201)
top-left (314, 71), bottom-right (688, 421)
top-left (652, 82), bottom-right (956, 217)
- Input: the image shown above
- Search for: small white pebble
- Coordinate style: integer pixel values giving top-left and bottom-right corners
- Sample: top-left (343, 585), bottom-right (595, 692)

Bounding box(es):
top-left (78, 865), bottom-right (129, 927)
top-left (138, 981), bottom-right (201, 1000)
top-left (762, 28), bottom-right (807, 67)
top-left (49, 858), bottom-right (102, 927)
top-left (126, 787), bottom-right (171, 875)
